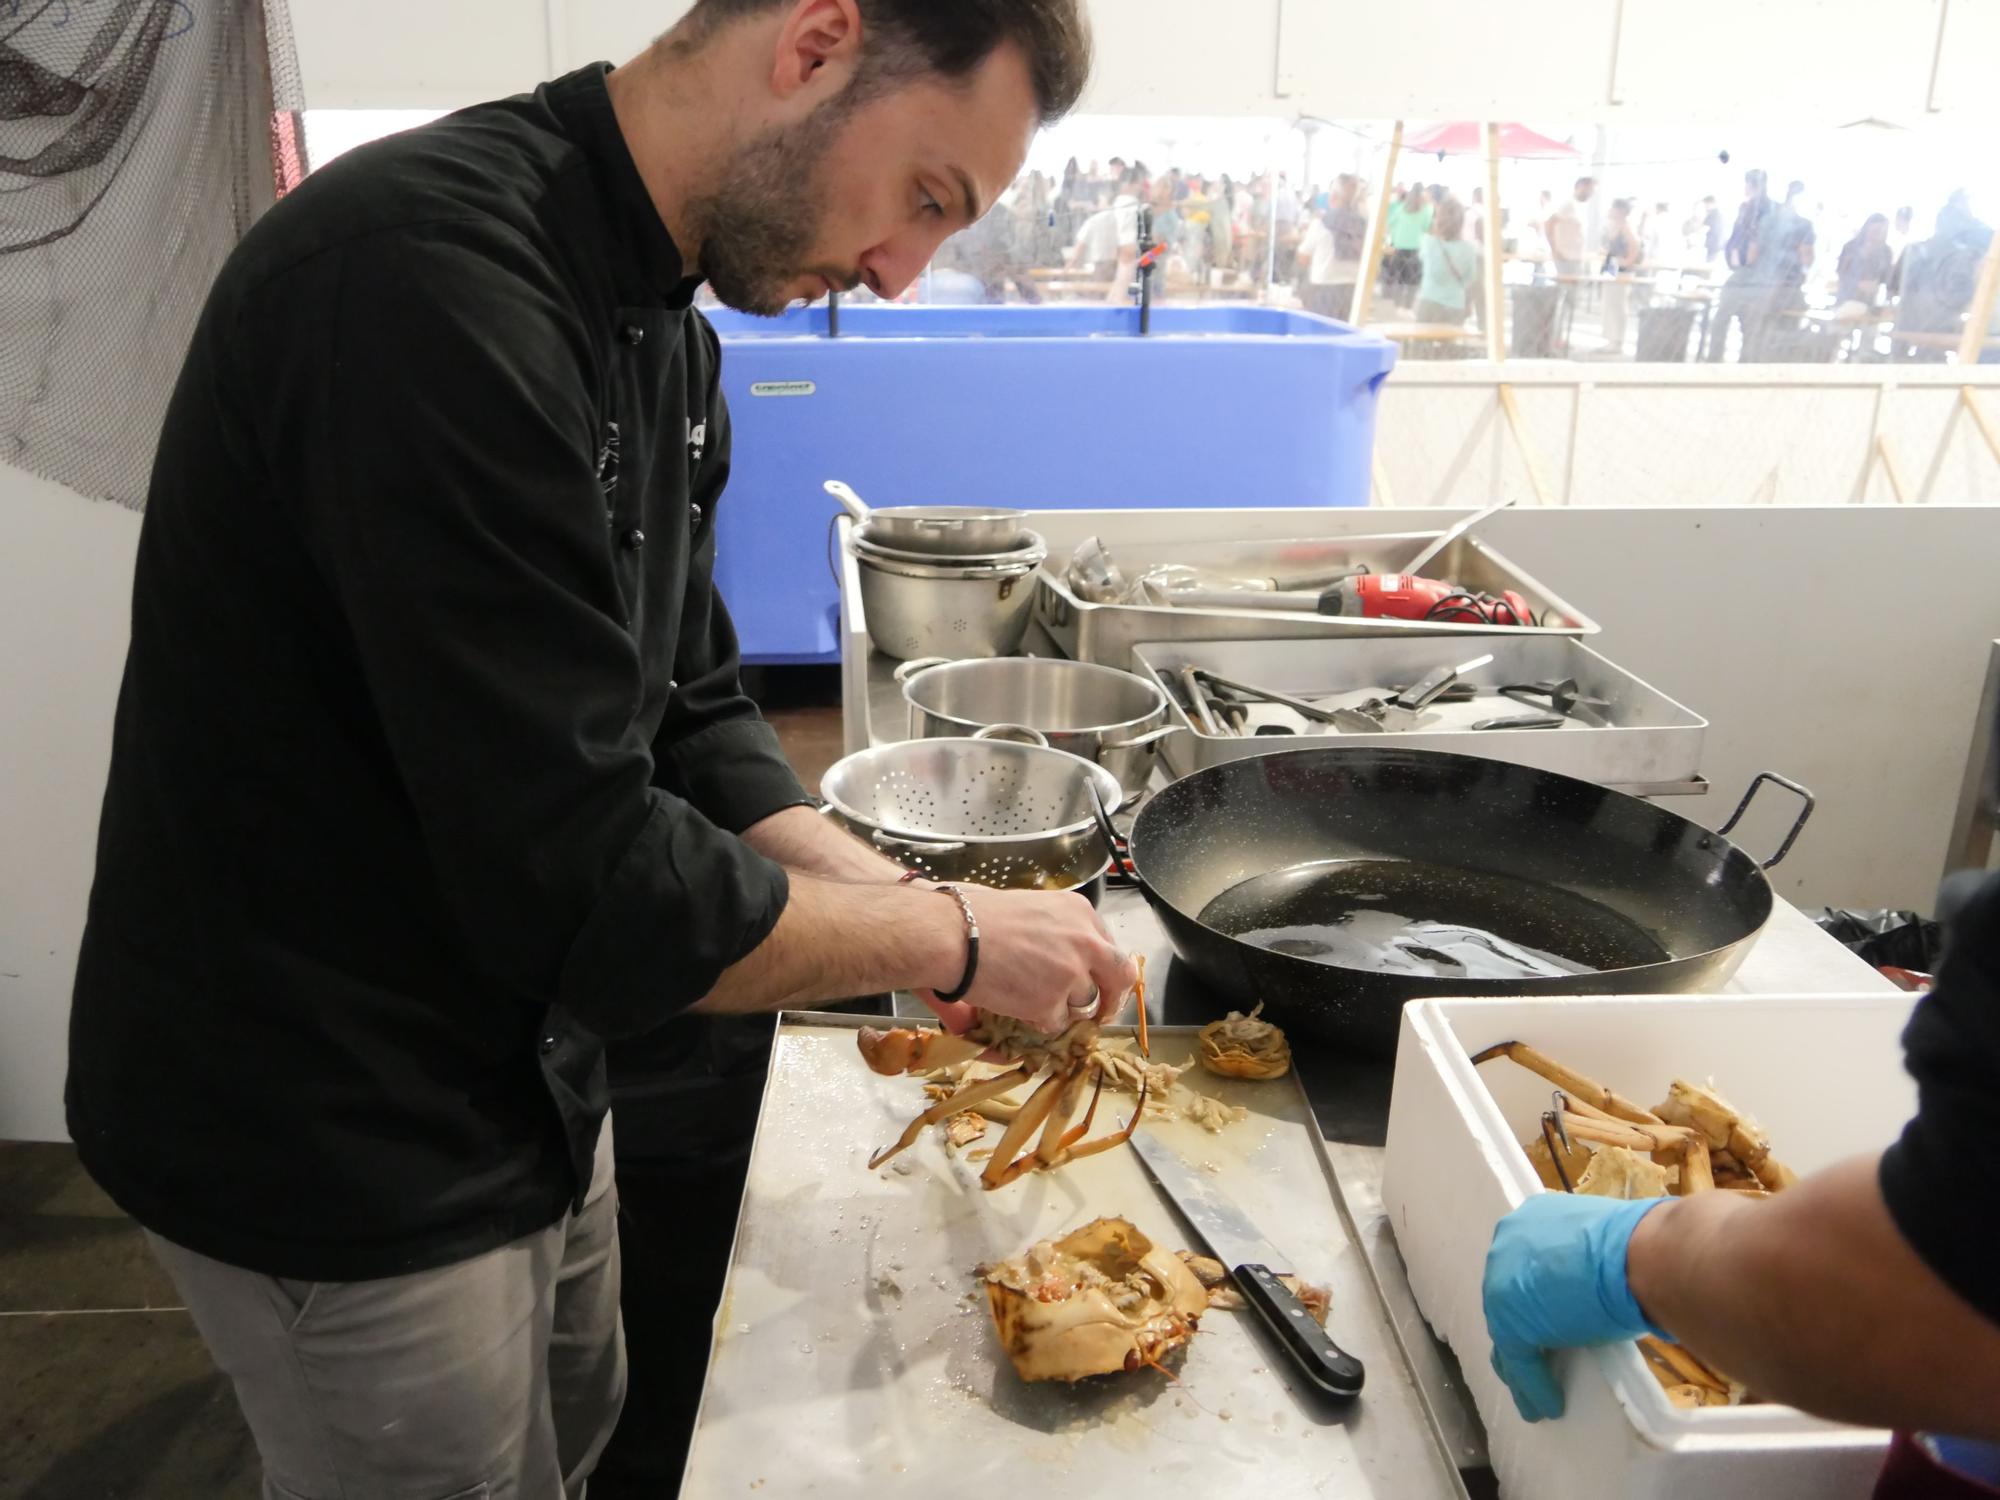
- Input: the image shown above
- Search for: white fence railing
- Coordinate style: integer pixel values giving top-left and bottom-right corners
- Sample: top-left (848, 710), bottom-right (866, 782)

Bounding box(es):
top-left (1372, 364), bottom-right (2000, 509)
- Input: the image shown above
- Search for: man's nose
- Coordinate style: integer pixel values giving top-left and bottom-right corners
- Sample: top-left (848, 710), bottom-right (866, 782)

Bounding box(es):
top-left (860, 225), bottom-right (956, 301)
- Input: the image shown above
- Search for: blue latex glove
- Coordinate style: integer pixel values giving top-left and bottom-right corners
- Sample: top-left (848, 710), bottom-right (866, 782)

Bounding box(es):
top-left (1482, 1192), bottom-right (1672, 1422)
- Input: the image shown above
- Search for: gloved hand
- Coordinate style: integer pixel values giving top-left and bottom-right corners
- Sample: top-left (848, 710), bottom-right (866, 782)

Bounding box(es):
top-left (1482, 1192), bottom-right (1672, 1422)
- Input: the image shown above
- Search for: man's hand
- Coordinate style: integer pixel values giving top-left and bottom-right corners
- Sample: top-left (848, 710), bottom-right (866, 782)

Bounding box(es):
top-left (919, 886), bottom-right (1138, 1037)
top-left (1482, 1192), bottom-right (1669, 1421)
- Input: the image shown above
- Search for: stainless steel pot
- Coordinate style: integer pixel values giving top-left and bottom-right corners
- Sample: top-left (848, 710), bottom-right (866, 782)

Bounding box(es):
top-left (853, 544), bottom-right (1044, 661)
top-left (894, 655), bottom-right (1176, 799)
top-left (851, 531), bottom-right (1046, 569)
top-left (826, 478), bottom-right (1028, 558)
top-left (820, 737), bottom-right (1123, 889)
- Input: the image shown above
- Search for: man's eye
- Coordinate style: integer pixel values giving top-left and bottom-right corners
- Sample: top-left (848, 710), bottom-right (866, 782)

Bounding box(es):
top-left (922, 192), bottom-right (944, 219)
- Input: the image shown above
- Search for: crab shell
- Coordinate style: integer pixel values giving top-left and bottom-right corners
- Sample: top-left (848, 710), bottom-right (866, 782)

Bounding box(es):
top-left (1196, 1009), bottom-right (1293, 1080)
top-left (985, 1217), bottom-right (1208, 1383)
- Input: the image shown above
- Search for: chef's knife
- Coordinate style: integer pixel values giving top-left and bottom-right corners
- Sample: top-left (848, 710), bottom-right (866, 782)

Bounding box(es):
top-left (1129, 1129), bottom-right (1365, 1398)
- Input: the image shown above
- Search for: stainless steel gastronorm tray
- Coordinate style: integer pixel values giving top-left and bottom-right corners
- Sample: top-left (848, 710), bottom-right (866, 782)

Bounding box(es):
top-left (680, 1013), bottom-right (1468, 1499)
top-left (1132, 636), bottom-right (1707, 795)
top-left (1036, 533), bottom-right (1599, 670)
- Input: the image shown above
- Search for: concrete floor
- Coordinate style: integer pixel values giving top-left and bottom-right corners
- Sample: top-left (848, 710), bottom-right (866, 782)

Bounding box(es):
top-left (0, 667), bottom-right (844, 1499)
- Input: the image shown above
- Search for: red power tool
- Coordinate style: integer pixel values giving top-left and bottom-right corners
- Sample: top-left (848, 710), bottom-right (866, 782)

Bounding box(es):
top-left (1325, 572), bottom-right (1537, 626)
top-left (1179, 572), bottom-right (1538, 625)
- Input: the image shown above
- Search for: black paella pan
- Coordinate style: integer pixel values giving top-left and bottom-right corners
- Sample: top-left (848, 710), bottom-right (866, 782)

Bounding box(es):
top-left (1100, 747), bottom-right (1813, 1056)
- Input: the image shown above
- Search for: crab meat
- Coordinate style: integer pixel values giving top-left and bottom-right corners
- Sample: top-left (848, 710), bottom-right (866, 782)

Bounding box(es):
top-left (1574, 1146), bottom-right (1671, 1200)
top-left (985, 1218), bottom-right (1207, 1382)
top-left (945, 1112), bottom-right (988, 1148)
top-left (1654, 1079), bottom-right (1798, 1193)
top-left (1197, 1004), bottom-right (1293, 1080)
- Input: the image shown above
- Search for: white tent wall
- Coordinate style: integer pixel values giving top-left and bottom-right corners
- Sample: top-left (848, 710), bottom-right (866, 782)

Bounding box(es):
top-left (293, 0), bottom-right (2000, 126)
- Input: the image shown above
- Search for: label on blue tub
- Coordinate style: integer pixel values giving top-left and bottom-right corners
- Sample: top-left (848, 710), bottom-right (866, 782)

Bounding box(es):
top-left (750, 380), bottom-right (817, 397)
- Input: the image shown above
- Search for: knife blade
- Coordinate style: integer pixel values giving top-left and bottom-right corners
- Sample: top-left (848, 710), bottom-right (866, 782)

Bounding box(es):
top-left (1129, 1129), bottom-right (1365, 1398)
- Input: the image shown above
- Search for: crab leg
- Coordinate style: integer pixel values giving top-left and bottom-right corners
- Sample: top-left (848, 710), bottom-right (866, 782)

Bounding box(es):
top-left (979, 1071), bottom-right (1068, 1190)
top-left (985, 1073), bottom-right (1089, 1190)
top-left (1556, 1113), bottom-right (1695, 1154)
top-left (857, 1025), bottom-right (985, 1078)
top-left (1474, 1041), bottom-right (1663, 1125)
top-left (868, 1064), bottom-right (1034, 1169)
top-left (1135, 954), bottom-right (1150, 1058)
top-left (1050, 1078), bottom-right (1151, 1166)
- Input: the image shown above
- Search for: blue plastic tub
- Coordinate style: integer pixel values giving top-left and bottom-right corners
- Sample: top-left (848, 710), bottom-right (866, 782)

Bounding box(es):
top-left (706, 304), bottom-right (1397, 663)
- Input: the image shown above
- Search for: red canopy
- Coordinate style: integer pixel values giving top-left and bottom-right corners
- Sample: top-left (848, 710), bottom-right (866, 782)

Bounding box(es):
top-left (1402, 122), bottom-right (1580, 159)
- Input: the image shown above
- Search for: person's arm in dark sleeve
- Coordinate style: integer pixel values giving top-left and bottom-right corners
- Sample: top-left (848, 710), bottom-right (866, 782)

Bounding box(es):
top-left (247, 223), bottom-right (789, 1039)
top-left (1880, 872), bottom-right (2000, 1329)
top-left (648, 317), bottom-right (811, 836)
top-left (652, 318), bottom-right (903, 884)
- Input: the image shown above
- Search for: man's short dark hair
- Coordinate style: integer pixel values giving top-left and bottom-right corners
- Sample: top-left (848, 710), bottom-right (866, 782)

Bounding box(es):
top-left (677, 0), bottom-right (1092, 124)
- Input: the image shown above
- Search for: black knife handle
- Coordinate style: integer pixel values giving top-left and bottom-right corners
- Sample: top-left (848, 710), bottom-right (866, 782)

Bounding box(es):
top-left (1234, 1263), bottom-right (1365, 1398)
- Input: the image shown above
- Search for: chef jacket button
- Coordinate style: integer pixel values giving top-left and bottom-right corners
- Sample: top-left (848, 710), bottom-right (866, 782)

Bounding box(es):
top-left (621, 528), bottom-right (646, 550)
top-left (667, 678), bottom-right (678, 692)
top-left (621, 324), bottom-right (646, 346)
top-left (539, 1035), bottom-right (558, 1055)
top-left (690, 502), bottom-right (703, 523)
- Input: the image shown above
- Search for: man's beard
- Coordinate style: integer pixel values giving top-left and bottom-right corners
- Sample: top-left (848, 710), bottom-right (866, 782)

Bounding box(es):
top-left (687, 103), bottom-right (850, 316)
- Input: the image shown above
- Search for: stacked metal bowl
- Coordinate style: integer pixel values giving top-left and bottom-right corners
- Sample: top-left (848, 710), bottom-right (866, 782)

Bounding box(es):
top-left (830, 480), bottom-right (1047, 660)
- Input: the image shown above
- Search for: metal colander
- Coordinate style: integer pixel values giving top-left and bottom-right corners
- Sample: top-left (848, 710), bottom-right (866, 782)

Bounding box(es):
top-left (820, 738), bottom-right (1123, 889)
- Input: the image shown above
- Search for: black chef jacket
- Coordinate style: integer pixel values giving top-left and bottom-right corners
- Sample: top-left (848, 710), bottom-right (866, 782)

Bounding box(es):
top-left (65, 65), bottom-right (810, 1282)
top-left (1880, 869), bottom-right (2000, 1329)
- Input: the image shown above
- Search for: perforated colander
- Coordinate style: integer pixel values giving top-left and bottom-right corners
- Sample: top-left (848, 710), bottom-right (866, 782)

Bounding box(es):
top-left (820, 737), bottom-right (1124, 889)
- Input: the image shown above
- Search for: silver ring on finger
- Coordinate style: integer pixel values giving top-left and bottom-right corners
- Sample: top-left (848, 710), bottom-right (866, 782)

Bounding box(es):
top-left (1067, 986), bottom-right (1100, 1017)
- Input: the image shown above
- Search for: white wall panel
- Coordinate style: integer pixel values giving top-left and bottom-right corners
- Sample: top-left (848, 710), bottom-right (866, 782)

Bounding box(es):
top-left (0, 468), bottom-right (142, 1141)
top-left (295, 0), bottom-right (549, 107)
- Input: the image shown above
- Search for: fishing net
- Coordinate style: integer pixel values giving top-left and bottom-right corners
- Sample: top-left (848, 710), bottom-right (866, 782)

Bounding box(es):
top-left (1, 0), bottom-right (307, 507)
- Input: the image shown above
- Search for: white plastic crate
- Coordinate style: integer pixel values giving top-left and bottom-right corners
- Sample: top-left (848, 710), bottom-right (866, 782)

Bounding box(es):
top-left (1380, 994), bottom-right (1919, 1500)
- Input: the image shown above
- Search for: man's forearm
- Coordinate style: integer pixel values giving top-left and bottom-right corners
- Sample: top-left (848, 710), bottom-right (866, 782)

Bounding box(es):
top-left (689, 874), bottom-right (961, 1015)
top-left (1628, 1155), bottom-right (2000, 1438)
top-left (741, 804), bottom-right (905, 884)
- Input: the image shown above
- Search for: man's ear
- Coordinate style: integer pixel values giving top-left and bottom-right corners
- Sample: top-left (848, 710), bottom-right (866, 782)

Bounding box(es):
top-left (767, 0), bottom-right (863, 104)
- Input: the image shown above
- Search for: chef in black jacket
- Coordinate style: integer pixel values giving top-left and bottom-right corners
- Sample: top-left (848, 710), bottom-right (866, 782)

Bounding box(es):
top-left (65, 4), bottom-right (1104, 1498)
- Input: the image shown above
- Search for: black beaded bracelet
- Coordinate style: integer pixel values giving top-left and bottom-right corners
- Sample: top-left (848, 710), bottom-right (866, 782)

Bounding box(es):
top-left (932, 883), bottom-right (981, 1002)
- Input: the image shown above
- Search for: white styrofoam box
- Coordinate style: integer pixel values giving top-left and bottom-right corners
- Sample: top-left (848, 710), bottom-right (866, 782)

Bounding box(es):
top-left (1380, 994), bottom-right (1920, 1500)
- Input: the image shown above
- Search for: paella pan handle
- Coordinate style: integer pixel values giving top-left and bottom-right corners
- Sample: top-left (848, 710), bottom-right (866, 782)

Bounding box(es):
top-left (1715, 772), bottom-right (1817, 870)
top-left (1087, 783), bottom-right (1151, 895)
top-left (972, 723), bottom-right (1051, 748)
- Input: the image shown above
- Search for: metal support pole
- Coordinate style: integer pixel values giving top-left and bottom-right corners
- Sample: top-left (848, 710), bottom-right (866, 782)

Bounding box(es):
top-left (1349, 121), bottom-right (1404, 327)
top-left (1265, 140), bottom-right (1281, 298)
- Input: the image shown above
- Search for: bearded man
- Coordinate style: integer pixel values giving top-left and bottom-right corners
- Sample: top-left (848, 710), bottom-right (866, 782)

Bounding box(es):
top-left (66, 4), bottom-right (1115, 1496)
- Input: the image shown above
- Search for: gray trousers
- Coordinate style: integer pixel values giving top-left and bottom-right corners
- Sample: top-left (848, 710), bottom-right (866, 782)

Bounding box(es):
top-left (147, 1120), bottom-right (625, 1500)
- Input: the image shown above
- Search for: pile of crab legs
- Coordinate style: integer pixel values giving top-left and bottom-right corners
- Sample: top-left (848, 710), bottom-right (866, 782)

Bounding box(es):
top-left (1472, 1039), bottom-right (1796, 1199)
top-left (858, 959), bottom-right (1153, 1191)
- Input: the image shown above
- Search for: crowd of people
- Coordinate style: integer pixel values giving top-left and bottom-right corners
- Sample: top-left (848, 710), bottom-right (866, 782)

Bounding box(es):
top-left (916, 154), bottom-right (1994, 364)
